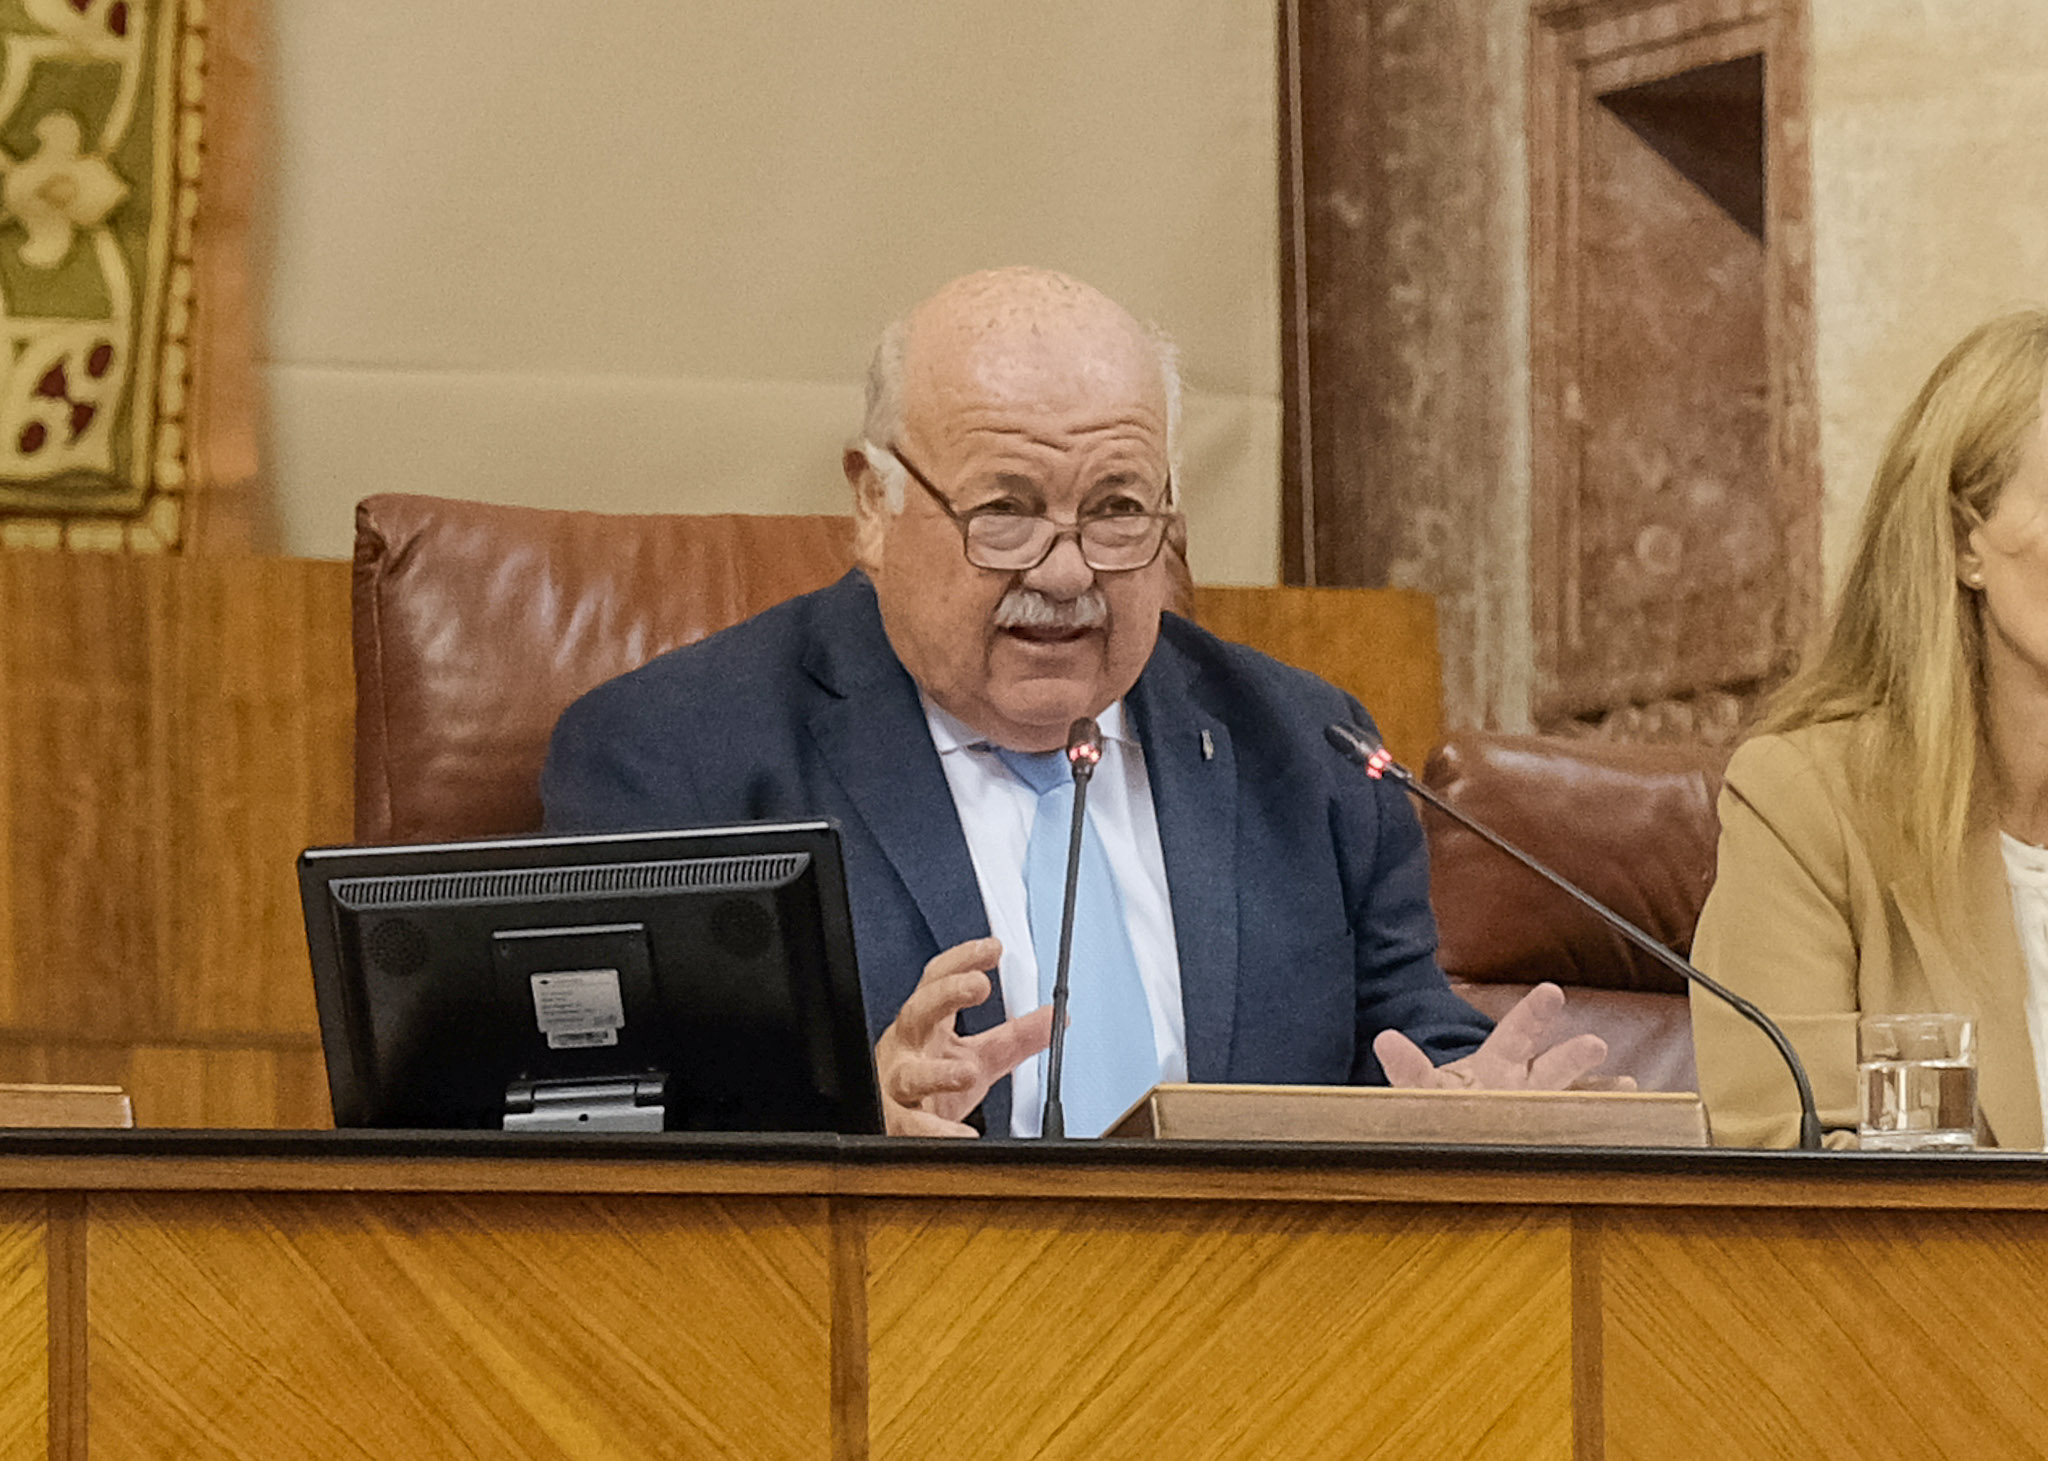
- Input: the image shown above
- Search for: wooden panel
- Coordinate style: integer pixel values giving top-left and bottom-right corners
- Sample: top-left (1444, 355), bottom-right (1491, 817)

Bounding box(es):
top-left (123, 1045), bottom-right (331, 1129)
top-left (0, 1197), bottom-right (43, 1460)
top-left (0, 1041), bottom-right (331, 1129)
top-left (164, 556), bottom-right (352, 1036)
top-left (88, 1191), bottom-right (831, 1460)
top-left (1192, 585), bottom-right (1441, 768)
top-left (0, 1041), bottom-right (129, 1089)
top-left (0, 553), bottom-right (350, 1130)
top-left (866, 1199), bottom-right (1571, 1460)
top-left (1602, 1207), bottom-right (2048, 1457)
top-left (1110, 1082), bottom-right (1707, 1147)
top-left (0, 554), bottom-right (170, 1037)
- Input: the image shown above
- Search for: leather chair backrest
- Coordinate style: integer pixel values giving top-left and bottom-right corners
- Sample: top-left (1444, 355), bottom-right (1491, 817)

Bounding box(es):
top-left (1421, 732), bottom-right (1732, 993)
top-left (352, 493), bottom-right (857, 843)
top-left (1421, 733), bottom-right (1733, 1094)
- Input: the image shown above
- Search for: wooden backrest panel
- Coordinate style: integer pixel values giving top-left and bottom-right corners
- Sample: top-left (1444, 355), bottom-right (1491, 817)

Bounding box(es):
top-left (1192, 584), bottom-right (1443, 768)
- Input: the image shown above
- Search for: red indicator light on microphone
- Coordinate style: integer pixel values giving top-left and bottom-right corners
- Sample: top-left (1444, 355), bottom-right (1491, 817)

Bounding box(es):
top-left (1365, 747), bottom-right (1393, 779)
top-left (1067, 743), bottom-right (1102, 768)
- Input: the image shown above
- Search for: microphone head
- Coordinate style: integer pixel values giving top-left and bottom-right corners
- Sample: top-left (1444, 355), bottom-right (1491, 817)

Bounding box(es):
top-left (1065, 717), bottom-right (1103, 774)
top-left (1323, 722), bottom-right (1399, 781)
top-left (1323, 722), bottom-right (1370, 765)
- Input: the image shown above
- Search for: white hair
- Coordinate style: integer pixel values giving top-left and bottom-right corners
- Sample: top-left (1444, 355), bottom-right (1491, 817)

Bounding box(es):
top-left (855, 316), bottom-right (1184, 513)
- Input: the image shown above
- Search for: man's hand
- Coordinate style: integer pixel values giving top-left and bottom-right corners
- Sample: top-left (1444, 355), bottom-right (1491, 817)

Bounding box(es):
top-left (875, 937), bottom-right (1055, 1137)
top-left (1374, 982), bottom-right (1632, 1091)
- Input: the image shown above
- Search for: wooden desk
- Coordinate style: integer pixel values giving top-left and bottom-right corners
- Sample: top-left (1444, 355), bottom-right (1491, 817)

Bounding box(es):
top-left (2, 1133), bottom-right (2044, 1460)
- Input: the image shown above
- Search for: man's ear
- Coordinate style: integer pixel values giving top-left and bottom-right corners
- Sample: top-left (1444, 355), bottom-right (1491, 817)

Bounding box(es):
top-left (844, 445), bottom-right (888, 570)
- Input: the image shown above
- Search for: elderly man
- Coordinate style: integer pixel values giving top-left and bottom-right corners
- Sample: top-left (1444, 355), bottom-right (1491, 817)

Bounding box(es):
top-left (543, 267), bottom-right (1608, 1136)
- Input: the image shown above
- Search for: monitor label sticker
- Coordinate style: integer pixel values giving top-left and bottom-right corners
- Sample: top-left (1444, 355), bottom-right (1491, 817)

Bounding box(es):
top-left (530, 969), bottom-right (625, 1049)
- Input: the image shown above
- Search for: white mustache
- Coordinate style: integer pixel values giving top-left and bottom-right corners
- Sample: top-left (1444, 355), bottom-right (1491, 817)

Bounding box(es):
top-left (993, 587), bottom-right (1108, 630)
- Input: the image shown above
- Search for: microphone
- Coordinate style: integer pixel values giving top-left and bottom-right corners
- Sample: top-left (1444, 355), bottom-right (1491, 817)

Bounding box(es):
top-left (1042, 716), bottom-right (1103, 1140)
top-left (1323, 722), bottom-right (1824, 1152)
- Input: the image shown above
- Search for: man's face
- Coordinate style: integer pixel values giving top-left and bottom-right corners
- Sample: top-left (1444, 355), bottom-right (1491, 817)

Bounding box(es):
top-left (852, 314), bottom-right (1175, 752)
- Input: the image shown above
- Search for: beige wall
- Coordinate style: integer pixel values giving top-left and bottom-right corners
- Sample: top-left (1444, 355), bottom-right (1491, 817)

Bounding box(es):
top-left (1811, 0), bottom-right (2048, 587)
top-left (260, 1), bottom-right (1282, 584)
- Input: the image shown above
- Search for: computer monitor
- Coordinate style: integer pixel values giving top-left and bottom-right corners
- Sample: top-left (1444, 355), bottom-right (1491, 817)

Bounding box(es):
top-left (298, 821), bottom-right (882, 1134)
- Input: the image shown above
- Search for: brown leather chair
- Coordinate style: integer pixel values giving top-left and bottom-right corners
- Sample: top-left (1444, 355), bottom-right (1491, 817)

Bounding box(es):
top-left (1421, 733), bottom-right (1733, 1093)
top-left (352, 494), bottom-right (857, 842)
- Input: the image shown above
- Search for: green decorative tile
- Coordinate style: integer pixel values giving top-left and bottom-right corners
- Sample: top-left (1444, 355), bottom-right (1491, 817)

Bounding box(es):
top-left (0, 0), bottom-right (197, 543)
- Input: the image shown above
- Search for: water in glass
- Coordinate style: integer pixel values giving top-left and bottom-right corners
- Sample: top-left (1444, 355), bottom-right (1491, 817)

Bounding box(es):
top-left (1858, 1058), bottom-right (1978, 1151)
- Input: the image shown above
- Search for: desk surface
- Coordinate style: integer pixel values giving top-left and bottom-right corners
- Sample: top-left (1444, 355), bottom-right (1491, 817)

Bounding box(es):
top-left (0, 1127), bottom-right (2041, 1210)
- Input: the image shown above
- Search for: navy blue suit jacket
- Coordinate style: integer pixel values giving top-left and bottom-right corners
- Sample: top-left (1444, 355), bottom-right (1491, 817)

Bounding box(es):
top-left (541, 571), bottom-right (1491, 1133)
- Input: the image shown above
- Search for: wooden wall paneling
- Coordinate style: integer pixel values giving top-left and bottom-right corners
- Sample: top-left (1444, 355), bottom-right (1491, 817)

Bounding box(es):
top-left (0, 1197), bottom-right (44, 1460)
top-left (1191, 584), bottom-right (1442, 767)
top-left (0, 553), bottom-right (172, 1038)
top-left (1529, 0), bottom-right (1819, 741)
top-left (0, 1041), bottom-right (128, 1090)
top-left (87, 1191), bottom-right (834, 1460)
top-left (163, 555), bottom-right (351, 1039)
top-left (1600, 1206), bottom-right (2048, 1457)
top-left (0, 553), bottom-right (351, 1127)
top-left (864, 1199), bottom-right (1572, 1460)
top-left (0, 1040), bottom-right (331, 1129)
top-left (122, 1045), bottom-right (331, 1130)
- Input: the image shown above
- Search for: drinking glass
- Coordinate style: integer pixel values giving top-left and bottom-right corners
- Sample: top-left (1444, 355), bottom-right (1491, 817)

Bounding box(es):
top-left (1857, 1013), bottom-right (1977, 1151)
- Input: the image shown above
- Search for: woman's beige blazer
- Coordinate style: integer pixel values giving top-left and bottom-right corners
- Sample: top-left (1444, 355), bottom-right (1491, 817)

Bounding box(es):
top-left (1691, 720), bottom-right (2038, 1148)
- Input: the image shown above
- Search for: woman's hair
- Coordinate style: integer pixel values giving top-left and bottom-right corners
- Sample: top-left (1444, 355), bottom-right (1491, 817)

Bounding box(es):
top-left (1764, 307), bottom-right (2048, 913)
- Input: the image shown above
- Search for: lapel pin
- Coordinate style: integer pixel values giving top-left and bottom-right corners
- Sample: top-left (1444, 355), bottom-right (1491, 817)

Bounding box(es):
top-left (1200, 729), bottom-right (1214, 761)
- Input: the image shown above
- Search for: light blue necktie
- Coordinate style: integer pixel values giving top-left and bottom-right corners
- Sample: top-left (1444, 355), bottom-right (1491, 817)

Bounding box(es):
top-left (993, 747), bottom-right (1159, 1137)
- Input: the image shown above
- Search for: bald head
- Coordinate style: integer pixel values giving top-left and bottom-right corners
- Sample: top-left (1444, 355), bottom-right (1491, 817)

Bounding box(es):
top-left (861, 268), bottom-right (1181, 508)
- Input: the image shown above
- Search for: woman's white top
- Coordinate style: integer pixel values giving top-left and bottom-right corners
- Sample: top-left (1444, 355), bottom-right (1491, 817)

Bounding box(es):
top-left (2001, 831), bottom-right (2048, 1127)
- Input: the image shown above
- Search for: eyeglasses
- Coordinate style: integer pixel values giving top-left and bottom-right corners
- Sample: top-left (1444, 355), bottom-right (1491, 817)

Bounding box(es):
top-left (884, 443), bottom-right (1176, 573)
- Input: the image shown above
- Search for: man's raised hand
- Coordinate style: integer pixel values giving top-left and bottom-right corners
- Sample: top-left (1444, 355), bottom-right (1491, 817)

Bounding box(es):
top-left (874, 937), bottom-right (1055, 1136)
top-left (1374, 982), bottom-right (1631, 1092)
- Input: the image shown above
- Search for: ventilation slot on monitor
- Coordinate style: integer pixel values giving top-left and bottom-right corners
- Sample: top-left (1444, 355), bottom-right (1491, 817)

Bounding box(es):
top-left (331, 853), bottom-right (811, 912)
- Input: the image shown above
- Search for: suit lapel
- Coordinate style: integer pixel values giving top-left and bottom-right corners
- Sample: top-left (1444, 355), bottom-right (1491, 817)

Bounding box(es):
top-left (801, 575), bottom-right (993, 1015)
top-left (1896, 825), bottom-right (2041, 1149)
top-left (1129, 627), bottom-right (1239, 1081)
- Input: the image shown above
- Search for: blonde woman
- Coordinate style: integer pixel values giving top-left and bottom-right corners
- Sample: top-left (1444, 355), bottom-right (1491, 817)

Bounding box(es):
top-left (1692, 309), bottom-right (2048, 1148)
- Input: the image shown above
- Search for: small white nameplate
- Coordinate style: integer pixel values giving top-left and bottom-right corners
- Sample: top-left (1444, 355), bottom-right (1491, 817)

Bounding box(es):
top-left (530, 969), bottom-right (625, 1049)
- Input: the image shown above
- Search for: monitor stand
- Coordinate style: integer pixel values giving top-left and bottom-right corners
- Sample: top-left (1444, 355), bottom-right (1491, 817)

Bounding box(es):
top-left (503, 1074), bottom-right (668, 1132)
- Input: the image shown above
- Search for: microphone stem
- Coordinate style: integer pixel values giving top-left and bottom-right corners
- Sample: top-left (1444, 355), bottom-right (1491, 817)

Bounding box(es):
top-left (1043, 761), bottom-right (1093, 1140)
top-left (1385, 760), bottom-right (1824, 1151)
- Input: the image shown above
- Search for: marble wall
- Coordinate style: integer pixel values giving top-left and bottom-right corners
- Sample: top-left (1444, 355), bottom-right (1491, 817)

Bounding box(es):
top-left (1304, 0), bottom-right (2047, 734)
top-left (1290, 0), bottom-right (1532, 731)
top-left (1809, 0), bottom-right (2048, 587)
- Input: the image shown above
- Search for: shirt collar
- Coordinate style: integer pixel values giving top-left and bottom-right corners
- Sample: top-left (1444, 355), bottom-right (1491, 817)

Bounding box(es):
top-left (920, 693), bottom-right (1132, 755)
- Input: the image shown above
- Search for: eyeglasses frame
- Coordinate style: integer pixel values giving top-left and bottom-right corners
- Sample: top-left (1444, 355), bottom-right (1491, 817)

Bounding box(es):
top-left (880, 441), bottom-right (1177, 574)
